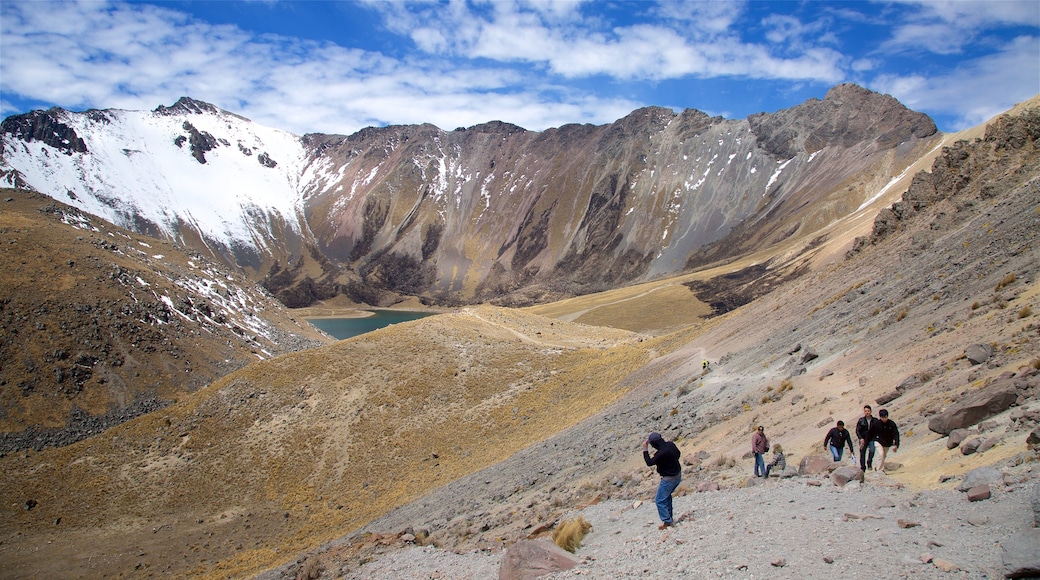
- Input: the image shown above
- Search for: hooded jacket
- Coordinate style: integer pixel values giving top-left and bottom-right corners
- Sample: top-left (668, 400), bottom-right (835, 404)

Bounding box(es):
top-left (644, 434), bottom-right (682, 477)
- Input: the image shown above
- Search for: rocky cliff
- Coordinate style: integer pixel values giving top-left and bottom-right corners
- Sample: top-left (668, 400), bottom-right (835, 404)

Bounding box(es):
top-left (1, 85), bottom-right (938, 308)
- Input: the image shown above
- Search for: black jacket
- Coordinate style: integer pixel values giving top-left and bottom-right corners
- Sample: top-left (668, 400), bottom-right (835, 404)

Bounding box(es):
top-left (856, 416), bottom-right (875, 441)
top-left (644, 441), bottom-right (682, 477)
top-left (868, 418), bottom-right (900, 447)
top-left (824, 427), bottom-right (854, 453)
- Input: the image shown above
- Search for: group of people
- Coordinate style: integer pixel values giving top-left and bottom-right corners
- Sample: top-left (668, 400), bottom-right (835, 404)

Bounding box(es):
top-left (642, 405), bottom-right (902, 529)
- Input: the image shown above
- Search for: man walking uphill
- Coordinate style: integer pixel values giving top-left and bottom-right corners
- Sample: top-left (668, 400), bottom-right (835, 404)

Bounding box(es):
top-left (856, 405), bottom-right (877, 471)
top-left (643, 432), bottom-right (682, 529)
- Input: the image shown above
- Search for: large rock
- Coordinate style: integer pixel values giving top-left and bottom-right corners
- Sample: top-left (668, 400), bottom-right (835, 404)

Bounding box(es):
top-left (831, 466), bottom-right (865, 487)
top-left (965, 344), bottom-right (993, 365)
top-left (1001, 529), bottom-right (1040, 579)
top-left (798, 455), bottom-right (835, 475)
top-left (927, 381), bottom-right (1018, 435)
top-left (499, 538), bottom-right (580, 580)
top-left (946, 428), bottom-right (972, 449)
top-left (956, 466), bottom-right (1003, 492)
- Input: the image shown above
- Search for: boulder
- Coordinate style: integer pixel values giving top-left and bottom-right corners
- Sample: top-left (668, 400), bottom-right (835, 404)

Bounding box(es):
top-left (967, 485), bottom-right (991, 502)
top-left (961, 438), bottom-right (982, 455)
top-left (801, 347), bottom-right (818, 364)
top-left (1001, 529), bottom-right (1040, 578)
top-left (696, 481), bottom-right (720, 492)
top-left (965, 343), bottom-right (992, 365)
top-left (956, 466), bottom-right (1003, 492)
top-left (927, 380), bottom-right (1018, 434)
top-left (498, 538), bottom-right (580, 580)
top-left (946, 428), bottom-right (972, 449)
top-left (798, 455), bottom-right (834, 475)
top-left (831, 466), bottom-right (865, 487)
top-left (875, 390), bottom-right (901, 405)
top-left (977, 436), bottom-right (1001, 454)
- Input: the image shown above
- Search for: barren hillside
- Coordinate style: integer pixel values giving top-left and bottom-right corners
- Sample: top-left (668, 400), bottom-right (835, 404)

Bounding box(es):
top-left (0, 97), bottom-right (1037, 580)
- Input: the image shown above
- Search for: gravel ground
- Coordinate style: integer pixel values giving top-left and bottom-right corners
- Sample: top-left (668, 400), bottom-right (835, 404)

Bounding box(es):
top-left (342, 469), bottom-right (1038, 580)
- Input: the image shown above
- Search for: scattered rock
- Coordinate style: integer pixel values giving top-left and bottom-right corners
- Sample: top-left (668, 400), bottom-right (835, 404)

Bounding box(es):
top-left (967, 515), bottom-right (989, 526)
top-left (957, 467), bottom-right (1003, 492)
top-left (967, 485), bottom-right (992, 502)
top-left (897, 519), bottom-right (920, 528)
top-left (875, 390), bottom-right (901, 405)
top-left (977, 436), bottom-right (1001, 454)
top-left (819, 369), bottom-right (834, 380)
top-left (801, 348), bottom-right (818, 364)
top-left (791, 394), bottom-right (804, 405)
top-left (823, 556), bottom-right (834, 564)
top-left (798, 455), bottom-right (834, 475)
top-left (498, 538), bottom-right (580, 580)
top-left (946, 428), bottom-right (972, 449)
top-left (1026, 429), bottom-right (1040, 446)
top-left (1001, 529), bottom-right (1040, 579)
top-left (927, 380), bottom-right (1018, 435)
top-left (815, 417), bottom-right (833, 428)
top-left (961, 438), bottom-right (982, 455)
top-left (933, 558), bottom-right (961, 572)
top-left (965, 344), bottom-right (992, 365)
top-left (831, 466), bottom-right (864, 487)
top-left (696, 481), bottom-right (720, 492)
top-left (919, 553), bottom-right (934, 563)
top-left (771, 558), bottom-right (787, 567)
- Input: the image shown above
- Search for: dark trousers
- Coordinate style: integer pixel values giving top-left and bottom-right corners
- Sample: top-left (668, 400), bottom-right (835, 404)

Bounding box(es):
top-left (859, 440), bottom-right (875, 470)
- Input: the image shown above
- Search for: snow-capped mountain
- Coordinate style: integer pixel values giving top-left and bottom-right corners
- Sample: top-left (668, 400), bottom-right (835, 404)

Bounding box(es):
top-left (1, 86), bottom-right (940, 307)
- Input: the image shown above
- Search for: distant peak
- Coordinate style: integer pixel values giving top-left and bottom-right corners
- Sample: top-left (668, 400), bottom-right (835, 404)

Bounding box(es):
top-left (154, 97), bottom-right (222, 116)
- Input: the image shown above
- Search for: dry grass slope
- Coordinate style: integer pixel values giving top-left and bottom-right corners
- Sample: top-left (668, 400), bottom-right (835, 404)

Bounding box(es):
top-left (0, 305), bottom-right (660, 578)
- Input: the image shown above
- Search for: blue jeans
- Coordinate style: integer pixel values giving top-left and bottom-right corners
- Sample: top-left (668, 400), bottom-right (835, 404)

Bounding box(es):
top-left (655, 475), bottom-right (681, 524)
top-left (829, 445), bottom-right (844, 461)
top-left (753, 452), bottom-right (765, 477)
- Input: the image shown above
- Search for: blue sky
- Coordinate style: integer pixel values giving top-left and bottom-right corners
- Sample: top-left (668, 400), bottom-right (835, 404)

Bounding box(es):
top-left (1, 1), bottom-right (1037, 136)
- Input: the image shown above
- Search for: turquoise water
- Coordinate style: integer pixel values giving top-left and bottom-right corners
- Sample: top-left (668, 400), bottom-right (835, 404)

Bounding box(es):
top-left (306, 310), bottom-right (437, 340)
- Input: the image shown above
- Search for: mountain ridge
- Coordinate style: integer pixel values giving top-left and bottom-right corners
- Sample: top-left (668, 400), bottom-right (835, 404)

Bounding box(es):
top-left (2, 84), bottom-right (938, 308)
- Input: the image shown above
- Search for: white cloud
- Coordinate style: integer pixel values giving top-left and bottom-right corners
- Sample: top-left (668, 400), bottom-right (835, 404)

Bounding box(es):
top-left (872, 35), bottom-right (1040, 130)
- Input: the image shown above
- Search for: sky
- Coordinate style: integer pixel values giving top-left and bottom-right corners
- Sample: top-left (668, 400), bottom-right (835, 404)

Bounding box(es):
top-left (1, 0), bottom-right (1038, 137)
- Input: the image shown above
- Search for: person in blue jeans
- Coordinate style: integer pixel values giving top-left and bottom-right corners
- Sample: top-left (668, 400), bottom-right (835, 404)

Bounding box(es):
top-left (643, 432), bottom-right (682, 529)
top-left (823, 420), bottom-right (855, 462)
top-left (751, 426), bottom-right (769, 477)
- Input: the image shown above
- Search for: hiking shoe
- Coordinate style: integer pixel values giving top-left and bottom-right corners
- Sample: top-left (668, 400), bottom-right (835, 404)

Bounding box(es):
top-left (658, 523), bottom-right (673, 530)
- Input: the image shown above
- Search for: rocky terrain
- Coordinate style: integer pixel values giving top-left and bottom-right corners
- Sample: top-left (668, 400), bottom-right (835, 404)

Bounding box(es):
top-left (0, 190), bottom-right (329, 452)
top-left (0, 96), bottom-right (1036, 580)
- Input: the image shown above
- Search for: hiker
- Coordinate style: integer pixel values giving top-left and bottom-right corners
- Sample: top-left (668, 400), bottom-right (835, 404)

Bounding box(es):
top-left (642, 432), bottom-right (682, 529)
top-left (856, 405), bottom-right (877, 471)
top-left (823, 420), bottom-right (855, 462)
top-left (702, 359), bottom-right (709, 370)
top-left (868, 408), bottom-right (900, 473)
top-left (764, 443), bottom-right (786, 477)
top-left (751, 425), bottom-right (769, 477)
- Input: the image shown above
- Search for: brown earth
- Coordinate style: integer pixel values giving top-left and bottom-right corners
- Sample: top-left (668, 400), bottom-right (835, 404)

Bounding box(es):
top-left (0, 97), bottom-right (1038, 580)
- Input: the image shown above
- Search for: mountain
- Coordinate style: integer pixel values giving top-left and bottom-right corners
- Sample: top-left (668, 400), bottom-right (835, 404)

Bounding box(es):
top-left (0, 190), bottom-right (330, 453)
top-left (1, 85), bottom-right (939, 308)
top-left (0, 95), bottom-right (1035, 579)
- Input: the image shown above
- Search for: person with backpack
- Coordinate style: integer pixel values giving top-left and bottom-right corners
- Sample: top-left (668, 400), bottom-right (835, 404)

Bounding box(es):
top-left (823, 420), bottom-right (855, 462)
top-left (751, 425), bottom-right (769, 477)
top-left (856, 405), bottom-right (877, 471)
top-left (867, 408), bottom-right (900, 473)
top-left (642, 432), bottom-right (682, 529)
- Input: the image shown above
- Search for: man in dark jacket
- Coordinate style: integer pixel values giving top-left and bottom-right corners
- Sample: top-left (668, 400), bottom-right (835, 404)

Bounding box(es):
top-left (823, 420), bottom-right (855, 462)
top-left (856, 405), bottom-right (877, 471)
top-left (643, 432), bottom-right (682, 529)
top-left (867, 408), bottom-right (900, 473)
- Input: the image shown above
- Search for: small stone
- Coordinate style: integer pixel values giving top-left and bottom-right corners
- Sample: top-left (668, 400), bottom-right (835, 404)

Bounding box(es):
top-left (823, 556), bottom-right (834, 564)
top-left (933, 558), bottom-right (961, 572)
top-left (967, 514), bottom-right (989, 526)
top-left (967, 485), bottom-right (991, 502)
top-left (897, 519), bottom-right (920, 529)
top-left (919, 553), bottom-right (934, 563)
top-left (771, 558), bottom-right (787, 567)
